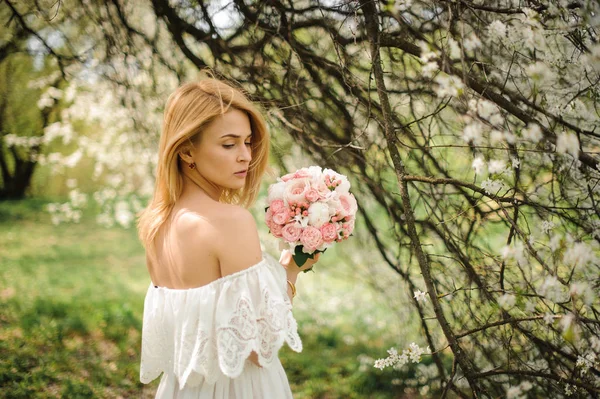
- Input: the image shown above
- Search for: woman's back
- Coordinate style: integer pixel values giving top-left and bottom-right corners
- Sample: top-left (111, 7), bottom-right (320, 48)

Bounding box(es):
top-left (148, 195), bottom-right (226, 290)
top-left (148, 193), bottom-right (264, 290)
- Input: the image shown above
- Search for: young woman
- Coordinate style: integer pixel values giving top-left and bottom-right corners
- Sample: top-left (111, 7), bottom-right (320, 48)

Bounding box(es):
top-left (136, 76), bottom-right (319, 398)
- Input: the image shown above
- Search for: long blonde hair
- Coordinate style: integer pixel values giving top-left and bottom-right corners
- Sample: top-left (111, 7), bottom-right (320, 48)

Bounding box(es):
top-left (137, 76), bottom-right (271, 256)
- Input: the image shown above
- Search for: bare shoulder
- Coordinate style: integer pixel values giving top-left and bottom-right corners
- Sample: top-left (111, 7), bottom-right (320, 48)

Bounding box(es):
top-left (169, 207), bottom-right (220, 260)
top-left (213, 204), bottom-right (263, 276)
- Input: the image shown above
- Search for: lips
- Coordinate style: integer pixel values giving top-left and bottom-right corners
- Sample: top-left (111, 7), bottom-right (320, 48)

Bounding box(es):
top-left (235, 169), bottom-right (248, 174)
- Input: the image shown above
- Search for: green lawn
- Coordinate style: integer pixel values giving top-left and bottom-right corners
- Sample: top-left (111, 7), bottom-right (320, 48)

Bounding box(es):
top-left (0, 199), bottom-right (442, 398)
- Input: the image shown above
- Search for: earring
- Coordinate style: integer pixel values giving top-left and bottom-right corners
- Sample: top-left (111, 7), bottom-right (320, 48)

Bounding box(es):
top-left (188, 162), bottom-right (196, 169)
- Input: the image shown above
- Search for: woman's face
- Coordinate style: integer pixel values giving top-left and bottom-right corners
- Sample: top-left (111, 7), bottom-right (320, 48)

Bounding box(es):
top-left (192, 108), bottom-right (253, 190)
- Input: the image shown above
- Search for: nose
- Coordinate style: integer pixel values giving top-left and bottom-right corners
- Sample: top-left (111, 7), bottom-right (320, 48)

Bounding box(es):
top-left (238, 143), bottom-right (252, 163)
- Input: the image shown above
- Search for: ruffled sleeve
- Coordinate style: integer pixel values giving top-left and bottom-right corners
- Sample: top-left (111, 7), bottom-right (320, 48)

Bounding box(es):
top-left (139, 251), bottom-right (302, 389)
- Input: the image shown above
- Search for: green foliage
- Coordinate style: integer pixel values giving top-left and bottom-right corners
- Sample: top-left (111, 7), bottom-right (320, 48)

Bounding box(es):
top-left (0, 199), bottom-right (445, 398)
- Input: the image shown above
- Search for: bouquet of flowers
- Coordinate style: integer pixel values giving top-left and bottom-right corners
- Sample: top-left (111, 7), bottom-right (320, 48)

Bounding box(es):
top-left (265, 166), bottom-right (357, 270)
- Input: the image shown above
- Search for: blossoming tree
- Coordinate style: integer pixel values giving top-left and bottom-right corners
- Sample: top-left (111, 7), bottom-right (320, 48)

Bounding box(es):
top-left (5, 0), bottom-right (600, 397)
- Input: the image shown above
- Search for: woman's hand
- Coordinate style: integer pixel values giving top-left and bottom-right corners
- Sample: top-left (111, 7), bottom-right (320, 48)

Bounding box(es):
top-left (248, 350), bottom-right (262, 368)
top-left (279, 249), bottom-right (321, 273)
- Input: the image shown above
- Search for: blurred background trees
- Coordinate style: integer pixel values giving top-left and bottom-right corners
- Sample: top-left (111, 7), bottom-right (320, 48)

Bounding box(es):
top-left (2, 0), bottom-right (599, 397)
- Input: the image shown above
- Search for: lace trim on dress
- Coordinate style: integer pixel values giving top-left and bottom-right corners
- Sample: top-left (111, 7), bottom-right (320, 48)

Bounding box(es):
top-left (139, 254), bottom-right (302, 389)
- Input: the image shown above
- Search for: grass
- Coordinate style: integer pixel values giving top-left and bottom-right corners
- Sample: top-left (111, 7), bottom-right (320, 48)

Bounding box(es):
top-left (0, 198), bottom-right (447, 398)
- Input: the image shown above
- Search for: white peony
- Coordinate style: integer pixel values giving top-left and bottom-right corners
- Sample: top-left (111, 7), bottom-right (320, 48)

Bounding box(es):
top-left (326, 196), bottom-right (342, 217)
top-left (335, 175), bottom-right (351, 194)
top-left (267, 181), bottom-right (286, 202)
top-left (306, 165), bottom-right (323, 181)
top-left (307, 202), bottom-right (330, 228)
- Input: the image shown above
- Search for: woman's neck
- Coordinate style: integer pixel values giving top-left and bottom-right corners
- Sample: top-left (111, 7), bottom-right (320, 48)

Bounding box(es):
top-left (180, 168), bottom-right (222, 202)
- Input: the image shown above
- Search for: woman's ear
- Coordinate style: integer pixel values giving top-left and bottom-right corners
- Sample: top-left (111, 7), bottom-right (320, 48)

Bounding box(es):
top-left (178, 143), bottom-right (195, 164)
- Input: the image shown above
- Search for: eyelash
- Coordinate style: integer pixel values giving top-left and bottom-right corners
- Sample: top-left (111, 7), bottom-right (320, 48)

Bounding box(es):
top-left (223, 143), bottom-right (252, 149)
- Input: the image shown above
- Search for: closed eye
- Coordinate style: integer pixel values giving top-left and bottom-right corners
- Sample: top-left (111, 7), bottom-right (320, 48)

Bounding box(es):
top-left (223, 142), bottom-right (252, 149)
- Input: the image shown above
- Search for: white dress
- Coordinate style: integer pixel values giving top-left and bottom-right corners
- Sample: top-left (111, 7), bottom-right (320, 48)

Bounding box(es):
top-left (139, 251), bottom-right (303, 398)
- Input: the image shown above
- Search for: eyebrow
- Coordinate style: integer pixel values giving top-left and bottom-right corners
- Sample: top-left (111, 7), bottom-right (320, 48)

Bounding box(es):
top-left (220, 133), bottom-right (253, 139)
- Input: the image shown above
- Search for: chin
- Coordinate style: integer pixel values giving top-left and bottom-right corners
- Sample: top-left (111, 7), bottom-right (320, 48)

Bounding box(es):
top-left (222, 180), bottom-right (245, 190)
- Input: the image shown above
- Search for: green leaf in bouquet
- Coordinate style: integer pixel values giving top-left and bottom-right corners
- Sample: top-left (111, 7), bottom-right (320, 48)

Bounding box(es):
top-left (292, 246), bottom-right (327, 273)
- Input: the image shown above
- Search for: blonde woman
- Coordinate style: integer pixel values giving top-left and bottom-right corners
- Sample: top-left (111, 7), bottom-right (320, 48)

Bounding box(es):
top-left (137, 76), bottom-right (319, 398)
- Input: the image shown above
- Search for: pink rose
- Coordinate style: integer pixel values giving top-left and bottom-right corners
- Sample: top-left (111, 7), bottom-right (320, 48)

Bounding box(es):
top-left (282, 223), bottom-right (302, 243)
top-left (315, 181), bottom-right (331, 200)
top-left (270, 222), bottom-right (284, 238)
top-left (270, 199), bottom-right (285, 214)
top-left (338, 219), bottom-right (354, 240)
top-left (338, 193), bottom-right (358, 218)
top-left (273, 209), bottom-right (291, 225)
top-left (265, 207), bottom-right (274, 225)
top-left (300, 226), bottom-right (324, 252)
top-left (281, 172), bottom-right (295, 182)
top-left (293, 169), bottom-right (312, 179)
top-left (305, 187), bottom-right (320, 203)
top-left (284, 178), bottom-right (310, 205)
top-left (320, 223), bottom-right (338, 243)
top-left (346, 219), bottom-right (355, 235)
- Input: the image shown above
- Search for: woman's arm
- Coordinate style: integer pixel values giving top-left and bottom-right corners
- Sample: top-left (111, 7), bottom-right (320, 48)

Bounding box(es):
top-left (280, 250), bottom-right (320, 304)
top-left (286, 269), bottom-right (300, 305)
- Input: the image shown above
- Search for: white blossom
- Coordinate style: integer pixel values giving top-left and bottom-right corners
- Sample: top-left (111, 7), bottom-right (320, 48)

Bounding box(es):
top-left (541, 220), bottom-right (555, 234)
top-left (434, 74), bottom-right (464, 97)
top-left (538, 275), bottom-right (566, 303)
top-left (472, 156), bottom-right (485, 175)
top-left (374, 343), bottom-right (430, 370)
top-left (447, 36), bottom-right (461, 59)
top-left (463, 33), bottom-right (482, 52)
top-left (46, 87), bottom-right (63, 99)
top-left (559, 312), bottom-right (575, 332)
top-left (481, 178), bottom-right (504, 195)
top-left (498, 293), bottom-right (516, 309)
top-left (501, 241), bottom-right (526, 266)
top-left (569, 281), bottom-right (596, 306)
top-left (462, 122), bottom-right (484, 145)
top-left (556, 132), bottom-right (579, 158)
top-left (114, 201), bottom-right (134, 228)
top-left (490, 129), bottom-right (504, 145)
top-left (393, 0), bottom-right (413, 13)
top-left (543, 312), bottom-right (555, 325)
top-left (488, 20), bottom-right (507, 40)
top-left (563, 242), bottom-right (595, 268)
top-left (524, 300), bottom-right (536, 313)
top-left (37, 95), bottom-right (55, 109)
top-left (526, 62), bottom-right (555, 86)
top-left (413, 290), bottom-right (428, 302)
top-left (564, 383), bottom-right (574, 396)
top-left (522, 124), bottom-right (544, 143)
top-left (488, 159), bottom-right (506, 174)
top-left (506, 380), bottom-right (533, 399)
top-left (421, 62), bottom-right (439, 78)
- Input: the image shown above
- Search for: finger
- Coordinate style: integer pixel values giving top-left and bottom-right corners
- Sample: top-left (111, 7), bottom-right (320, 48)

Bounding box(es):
top-left (279, 249), bottom-right (292, 266)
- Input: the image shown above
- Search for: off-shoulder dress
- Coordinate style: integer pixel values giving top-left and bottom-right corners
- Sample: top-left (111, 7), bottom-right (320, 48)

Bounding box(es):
top-left (139, 251), bottom-right (302, 398)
